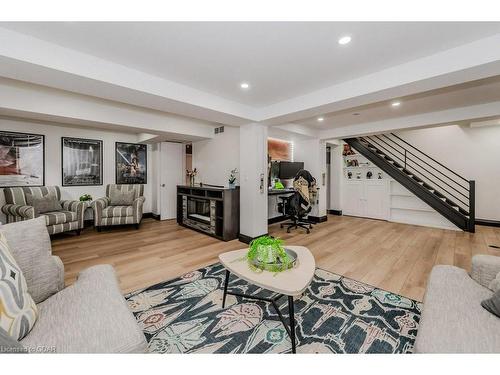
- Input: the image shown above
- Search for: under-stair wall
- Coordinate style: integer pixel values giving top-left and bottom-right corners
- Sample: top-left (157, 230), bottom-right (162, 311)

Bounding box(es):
top-left (344, 134), bottom-right (475, 232)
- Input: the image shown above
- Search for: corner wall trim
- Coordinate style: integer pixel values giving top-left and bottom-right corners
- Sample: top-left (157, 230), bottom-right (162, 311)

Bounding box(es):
top-left (238, 233), bottom-right (269, 244)
top-left (328, 210), bottom-right (342, 216)
top-left (143, 212), bottom-right (160, 220)
top-left (476, 219), bottom-right (500, 228)
top-left (308, 215), bottom-right (328, 223)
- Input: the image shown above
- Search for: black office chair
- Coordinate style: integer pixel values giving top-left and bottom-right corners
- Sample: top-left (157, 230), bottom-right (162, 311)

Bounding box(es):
top-left (278, 170), bottom-right (316, 234)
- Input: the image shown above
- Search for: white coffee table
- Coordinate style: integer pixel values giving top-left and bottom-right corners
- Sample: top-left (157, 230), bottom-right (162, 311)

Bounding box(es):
top-left (218, 245), bottom-right (315, 353)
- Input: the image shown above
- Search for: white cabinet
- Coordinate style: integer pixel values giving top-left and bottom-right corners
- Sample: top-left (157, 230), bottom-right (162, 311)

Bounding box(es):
top-left (342, 179), bottom-right (389, 220)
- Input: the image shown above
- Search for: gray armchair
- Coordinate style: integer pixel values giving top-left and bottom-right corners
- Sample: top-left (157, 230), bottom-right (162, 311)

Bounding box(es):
top-left (93, 184), bottom-right (145, 231)
top-left (1, 186), bottom-right (84, 235)
top-left (0, 217), bottom-right (147, 353)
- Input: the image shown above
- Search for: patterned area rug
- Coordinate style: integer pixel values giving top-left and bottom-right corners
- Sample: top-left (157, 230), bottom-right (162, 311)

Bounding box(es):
top-left (125, 263), bottom-right (421, 354)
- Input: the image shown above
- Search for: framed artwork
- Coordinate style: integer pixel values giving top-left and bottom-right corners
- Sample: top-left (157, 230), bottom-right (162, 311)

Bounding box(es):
top-left (62, 137), bottom-right (103, 186)
top-left (0, 131), bottom-right (45, 187)
top-left (115, 142), bottom-right (147, 184)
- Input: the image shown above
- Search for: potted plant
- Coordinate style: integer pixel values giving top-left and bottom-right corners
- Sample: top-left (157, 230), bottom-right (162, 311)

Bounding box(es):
top-left (186, 168), bottom-right (197, 186)
top-left (228, 168), bottom-right (238, 189)
top-left (246, 236), bottom-right (295, 273)
top-left (79, 194), bottom-right (92, 202)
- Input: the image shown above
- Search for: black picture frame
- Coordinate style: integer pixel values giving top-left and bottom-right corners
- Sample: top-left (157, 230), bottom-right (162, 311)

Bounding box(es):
top-left (61, 137), bottom-right (103, 186)
top-left (115, 142), bottom-right (147, 185)
top-left (0, 130), bottom-right (45, 187)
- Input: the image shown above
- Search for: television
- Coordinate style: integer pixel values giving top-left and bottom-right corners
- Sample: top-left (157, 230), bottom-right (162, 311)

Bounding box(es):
top-left (279, 161), bottom-right (304, 179)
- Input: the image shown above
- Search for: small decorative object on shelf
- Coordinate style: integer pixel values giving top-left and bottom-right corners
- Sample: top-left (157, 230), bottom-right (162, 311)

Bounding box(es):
top-left (245, 236), bottom-right (297, 273)
top-left (378, 172), bottom-right (383, 179)
top-left (228, 168), bottom-right (238, 189)
top-left (346, 159), bottom-right (359, 167)
top-left (366, 171), bottom-right (373, 179)
top-left (79, 194), bottom-right (92, 202)
top-left (347, 171), bottom-right (353, 179)
top-left (356, 172), bottom-right (362, 179)
top-left (186, 168), bottom-right (197, 186)
top-left (342, 144), bottom-right (355, 156)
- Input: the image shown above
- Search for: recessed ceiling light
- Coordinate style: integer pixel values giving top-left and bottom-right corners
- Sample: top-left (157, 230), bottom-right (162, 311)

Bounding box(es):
top-left (317, 117), bottom-right (324, 122)
top-left (353, 113), bottom-right (360, 116)
top-left (391, 101), bottom-right (401, 107)
top-left (240, 82), bottom-right (250, 89)
top-left (338, 35), bottom-right (352, 45)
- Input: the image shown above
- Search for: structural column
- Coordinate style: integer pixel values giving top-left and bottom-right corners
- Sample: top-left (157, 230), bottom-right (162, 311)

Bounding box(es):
top-left (239, 123), bottom-right (268, 241)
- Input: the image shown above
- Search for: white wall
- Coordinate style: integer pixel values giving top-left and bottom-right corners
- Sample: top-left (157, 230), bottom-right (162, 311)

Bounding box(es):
top-left (397, 124), bottom-right (500, 221)
top-left (0, 117), bottom-right (153, 223)
top-left (192, 126), bottom-right (240, 187)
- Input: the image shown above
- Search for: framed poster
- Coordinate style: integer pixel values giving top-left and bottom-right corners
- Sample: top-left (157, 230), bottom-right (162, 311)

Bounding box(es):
top-left (115, 142), bottom-right (147, 184)
top-left (62, 137), bottom-right (103, 186)
top-left (0, 131), bottom-right (45, 187)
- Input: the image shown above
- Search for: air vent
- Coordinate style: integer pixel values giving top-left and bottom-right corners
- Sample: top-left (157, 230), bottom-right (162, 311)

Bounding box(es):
top-left (214, 126), bottom-right (225, 134)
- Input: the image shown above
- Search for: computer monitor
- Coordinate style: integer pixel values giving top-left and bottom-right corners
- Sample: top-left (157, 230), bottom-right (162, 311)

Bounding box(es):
top-left (279, 161), bottom-right (304, 179)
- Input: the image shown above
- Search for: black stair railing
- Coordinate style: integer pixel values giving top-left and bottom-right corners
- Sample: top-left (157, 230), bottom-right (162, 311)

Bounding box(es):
top-left (357, 133), bottom-right (475, 232)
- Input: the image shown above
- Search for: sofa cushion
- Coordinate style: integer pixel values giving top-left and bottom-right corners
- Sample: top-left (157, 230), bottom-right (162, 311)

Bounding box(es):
top-left (489, 272), bottom-right (500, 292)
top-left (41, 211), bottom-right (77, 226)
top-left (0, 233), bottom-right (38, 340)
top-left (0, 326), bottom-right (25, 353)
top-left (109, 189), bottom-right (135, 206)
top-left (0, 217), bottom-right (64, 303)
top-left (481, 289), bottom-right (500, 318)
top-left (20, 264), bottom-right (147, 353)
top-left (415, 265), bottom-right (500, 353)
top-left (25, 192), bottom-right (62, 215)
top-left (102, 206), bottom-right (134, 218)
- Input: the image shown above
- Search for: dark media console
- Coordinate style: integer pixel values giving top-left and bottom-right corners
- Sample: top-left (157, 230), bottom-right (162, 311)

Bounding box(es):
top-left (176, 185), bottom-right (240, 241)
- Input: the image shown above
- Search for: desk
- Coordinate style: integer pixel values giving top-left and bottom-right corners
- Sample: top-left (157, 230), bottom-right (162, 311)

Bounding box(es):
top-left (268, 188), bottom-right (294, 223)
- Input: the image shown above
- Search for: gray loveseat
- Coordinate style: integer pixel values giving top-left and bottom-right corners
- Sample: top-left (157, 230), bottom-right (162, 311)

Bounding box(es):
top-left (415, 254), bottom-right (500, 353)
top-left (0, 217), bottom-right (147, 353)
top-left (1, 186), bottom-right (84, 235)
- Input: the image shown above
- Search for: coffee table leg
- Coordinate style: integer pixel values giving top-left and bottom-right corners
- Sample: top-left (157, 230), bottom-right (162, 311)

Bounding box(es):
top-left (222, 269), bottom-right (230, 308)
top-left (288, 296), bottom-right (296, 353)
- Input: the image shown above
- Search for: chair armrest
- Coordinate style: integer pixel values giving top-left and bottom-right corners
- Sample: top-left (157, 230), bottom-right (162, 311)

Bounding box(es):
top-left (92, 197), bottom-right (110, 226)
top-left (60, 200), bottom-right (85, 229)
top-left (1, 204), bottom-right (35, 219)
top-left (60, 200), bottom-right (84, 212)
top-left (132, 197), bottom-right (145, 223)
top-left (470, 254), bottom-right (500, 289)
top-left (52, 255), bottom-right (65, 291)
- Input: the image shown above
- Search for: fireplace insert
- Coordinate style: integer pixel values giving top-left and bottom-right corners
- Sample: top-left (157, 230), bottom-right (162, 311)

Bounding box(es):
top-left (186, 196), bottom-right (211, 223)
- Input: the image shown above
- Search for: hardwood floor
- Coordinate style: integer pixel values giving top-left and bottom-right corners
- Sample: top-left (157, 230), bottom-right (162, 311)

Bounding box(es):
top-left (51, 215), bottom-right (500, 301)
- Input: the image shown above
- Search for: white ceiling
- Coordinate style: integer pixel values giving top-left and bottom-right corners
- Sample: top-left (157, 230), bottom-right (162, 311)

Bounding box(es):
top-left (298, 76), bottom-right (500, 129)
top-left (2, 21), bottom-right (500, 107)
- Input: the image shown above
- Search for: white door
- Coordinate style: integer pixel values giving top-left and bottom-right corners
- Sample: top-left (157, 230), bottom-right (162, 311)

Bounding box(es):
top-left (160, 142), bottom-right (185, 220)
top-left (342, 181), bottom-right (364, 217)
top-left (364, 180), bottom-right (389, 220)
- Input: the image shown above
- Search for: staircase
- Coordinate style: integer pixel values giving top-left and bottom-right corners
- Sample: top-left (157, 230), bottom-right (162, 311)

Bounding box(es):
top-left (344, 134), bottom-right (475, 232)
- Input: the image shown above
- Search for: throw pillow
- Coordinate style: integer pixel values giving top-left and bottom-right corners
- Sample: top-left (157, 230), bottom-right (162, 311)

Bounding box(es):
top-left (25, 192), bottom-right (62, 214)
top-left (0, 326), bottom-right (25, 353)
top-left (481, 289), bottom-right (500, 318)
top-left (0, 232), bottom-right (38, 340)
top-left (1, 217), bottom-right (64, 303)
top-left (109, 189), bottom-right (136, 206)
top-left (489, 272), bottom-right (500, 293)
